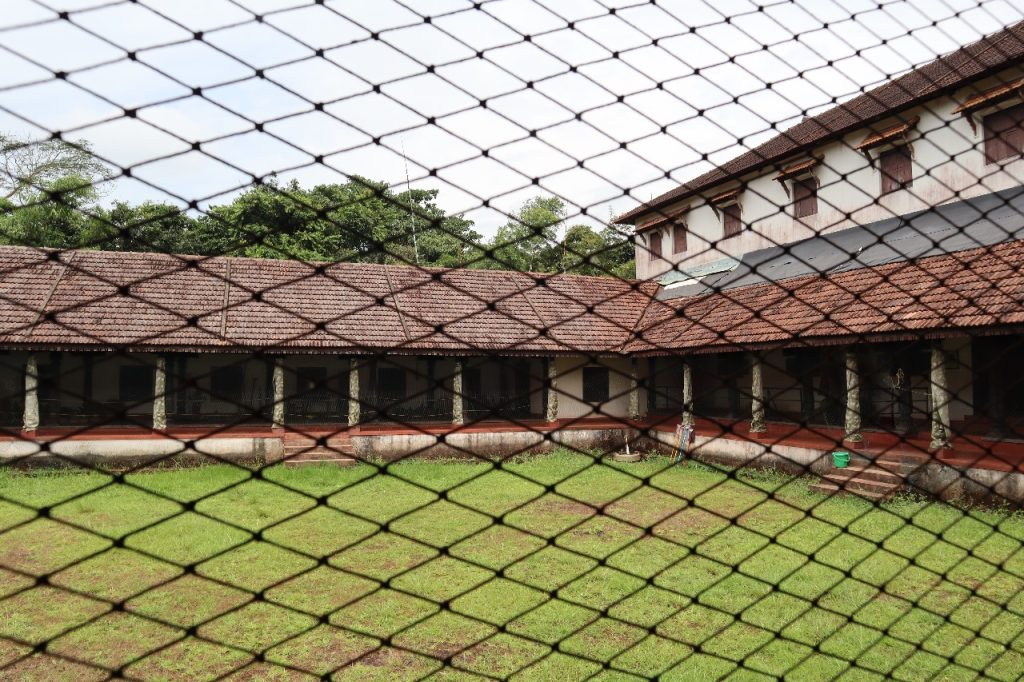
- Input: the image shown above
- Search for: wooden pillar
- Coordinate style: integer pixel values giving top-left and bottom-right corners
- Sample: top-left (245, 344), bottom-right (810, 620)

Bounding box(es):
top-left (153, 355), bottom-right (167, 431)
top-left (682, 359), bottom-right (694, 428)
top-left (272, 356), bottom-right (285, 430)
top-left (545, 358), bottom-right (558, 423)
top-left (750, 353), bottom-right (766, 433)
top-left (844, 347), bottom-right (863, 442)
top-left (23, 353), bottom-right (39, 433)
top-left (930, 342), bottom-right (951, 450)
top-left (452, 359), bottom-right (465, 425)
top-left (628, 358), bottom-right (641, 421)
top-left (347, 357), bottom-right (360, 428)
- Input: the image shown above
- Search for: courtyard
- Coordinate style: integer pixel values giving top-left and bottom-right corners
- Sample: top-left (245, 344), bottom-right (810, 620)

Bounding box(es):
top-left (1, 452), bottom-right (1023, 680)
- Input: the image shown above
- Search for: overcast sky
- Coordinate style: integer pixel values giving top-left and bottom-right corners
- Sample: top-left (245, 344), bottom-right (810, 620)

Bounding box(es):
top-left (1, 0), bottom-right (1022, 236)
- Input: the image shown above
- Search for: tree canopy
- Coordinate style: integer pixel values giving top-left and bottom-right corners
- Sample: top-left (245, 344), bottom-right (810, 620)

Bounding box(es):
top-left (0, 133), bottom-right (635, 278)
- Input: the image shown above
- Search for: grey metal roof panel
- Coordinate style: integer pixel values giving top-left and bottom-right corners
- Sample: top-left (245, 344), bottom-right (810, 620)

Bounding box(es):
top-left (658, 186), bottom-right (1024, 301)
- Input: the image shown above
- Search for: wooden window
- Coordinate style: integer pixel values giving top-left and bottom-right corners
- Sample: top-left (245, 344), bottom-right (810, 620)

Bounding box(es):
top-left (792, 178), bottom-right (818, 218)
top-left (648, 231), bottom-right (662, 260)
top-left (879, 147), bottom-right (913, 194)
top-left (722, 203), bottom-right (741, 238)
top-left (984, 102), bottom-right (1024, 163)
top-left (582, 366), bottom-right (610, 404)
top-left (119, 365), bottom-right (154, 403)
top-left (672, 224), bottom-right (687, 253)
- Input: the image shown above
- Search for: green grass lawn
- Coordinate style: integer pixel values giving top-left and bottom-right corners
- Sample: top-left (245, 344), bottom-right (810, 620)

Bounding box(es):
top-left (2, 450), bottom-right (1024, 681)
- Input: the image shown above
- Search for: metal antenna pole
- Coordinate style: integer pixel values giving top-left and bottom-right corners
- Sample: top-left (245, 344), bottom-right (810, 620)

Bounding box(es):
top-left (402, 139), bottom-right (419, 265)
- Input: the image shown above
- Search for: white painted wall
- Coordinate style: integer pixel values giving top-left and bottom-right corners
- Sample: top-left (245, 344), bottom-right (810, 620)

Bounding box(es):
top-left (635, 66), bottom-right (1024, 280)
top-left (554, 355), bottom-right (634, 420)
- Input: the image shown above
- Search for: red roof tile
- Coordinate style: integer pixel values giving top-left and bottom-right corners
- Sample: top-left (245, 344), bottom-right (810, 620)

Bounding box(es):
top-left (0, 246), bottom-right (655, 355)
top-left (628, 239), bottom-right (1024, 353)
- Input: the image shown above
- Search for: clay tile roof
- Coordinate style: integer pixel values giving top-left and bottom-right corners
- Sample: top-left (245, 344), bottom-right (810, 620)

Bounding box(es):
top-left (628, 238), bottom-right (1024, 354)
top-left (0, 246), bottom-right (657, 356)
top-left (618, 20), bottom-right (1024, 225)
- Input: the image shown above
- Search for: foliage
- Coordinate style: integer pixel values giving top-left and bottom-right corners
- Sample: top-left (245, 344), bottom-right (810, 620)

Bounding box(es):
top-left (0, 134), bottom-right (109, 204)
top-left (0, 132), bottom-right (635, 278)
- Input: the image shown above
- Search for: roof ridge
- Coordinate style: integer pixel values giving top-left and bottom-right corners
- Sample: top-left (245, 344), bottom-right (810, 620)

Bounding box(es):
top-left (24, 252), bottom-right (76, 338)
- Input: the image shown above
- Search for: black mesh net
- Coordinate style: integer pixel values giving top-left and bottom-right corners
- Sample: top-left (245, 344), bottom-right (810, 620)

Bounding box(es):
top-left (2, 2), bottom-right (1024, 680)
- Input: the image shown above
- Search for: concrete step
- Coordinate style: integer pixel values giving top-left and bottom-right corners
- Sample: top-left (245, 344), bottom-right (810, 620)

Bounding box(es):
top-left (283, 457), bottom-right (357, 468)
top-left (825, 465), bottom-right (903, 484)
top-left (811, 479), bottom-right (897, 502)
top-left (822, 471), bottom-right (901, 493)
top-left (282, 448), bottom-right (357, 467)
top-left (283, 442), bottom-right (353, 455)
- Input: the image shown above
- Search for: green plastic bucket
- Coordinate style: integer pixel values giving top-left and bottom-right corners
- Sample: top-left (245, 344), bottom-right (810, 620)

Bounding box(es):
top-left (832, 451), bottom-right (850, 468)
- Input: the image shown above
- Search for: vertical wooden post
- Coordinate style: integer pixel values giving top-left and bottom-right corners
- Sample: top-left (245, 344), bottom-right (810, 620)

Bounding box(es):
top-left (545, 358), bottom-right (558, 423)
top-left (844, 347), bottom-right (863, 442)
top-left (23, 353), bottom-right (39, 433)
top-left (682, 359), bottom-right (694, 428)
top-left (628, 358), bottom-right (641, 421)
top-left (452, 359), bottom-right (464, 425)
top-left (153, 355), bottom-right (167, 431)
top-left (930, 342), bottom-right (951, 450)
top-left (272, 356), bottom-right (285, 430)
top-left (348, 357), bottom-right (360, 428)
top-left (750, 353), bottom-right (766, 433)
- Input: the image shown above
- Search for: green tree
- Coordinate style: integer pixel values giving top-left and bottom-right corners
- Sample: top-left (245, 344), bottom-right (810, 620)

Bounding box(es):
top-left (193, 178), bottom-right (481, 266)
top-left (0, 174), bottom-right (96, 249)
top-left (559, 224), bottom-right (606, 275)
top-left (593, 225), bottom-right (635, 279)
top-left (486, 196), bottom-right (564, 272)
top-left (84, 201), bottom-right (200, 254)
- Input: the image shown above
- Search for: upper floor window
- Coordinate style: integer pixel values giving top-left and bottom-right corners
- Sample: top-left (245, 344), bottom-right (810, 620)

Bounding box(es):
top-left (775, 158), bottom-right (819, 219)
top-left (647, 230), bottom-right (662, 260)
top-left (879, 147), bottom-right (913, 194)
top-left (672, 224), bottom-right (687, 253)
top-left (711, 188), bottom-right (742, 239)
top-left (984, 102), bottom-right (1024, 163)
top-left (792, 178), bottom-right (818, 218)
top-left (722, 203), bottom-right (742, 238)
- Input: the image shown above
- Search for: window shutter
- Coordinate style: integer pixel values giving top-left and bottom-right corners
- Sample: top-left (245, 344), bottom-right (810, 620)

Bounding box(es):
top-left (793, 178), bottom-right (818, 218)
top-left (673, 224), bottom-right (687, 253)
top-left (648, 230), bottom-right (662, 260)
top-left (880, 147), bottom-right (912, 194)
top-left (984, 103), bottom-right (1024, 163)
top-left (723, 204), bottom-right (741, 237)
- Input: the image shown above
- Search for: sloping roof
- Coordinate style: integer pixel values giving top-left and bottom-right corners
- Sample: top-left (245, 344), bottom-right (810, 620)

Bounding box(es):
top-left (629, 237), bottom-right (1024, 354)
top-left (0, 247), bottom-right (656, 355)
top-left (618, 20), bottom-right (1024, 224)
